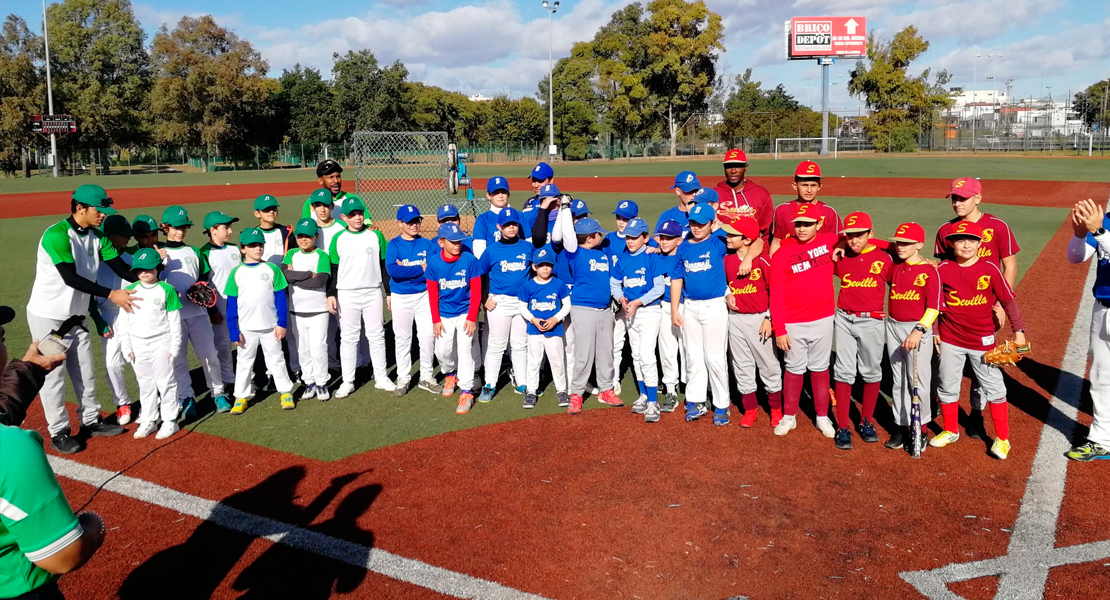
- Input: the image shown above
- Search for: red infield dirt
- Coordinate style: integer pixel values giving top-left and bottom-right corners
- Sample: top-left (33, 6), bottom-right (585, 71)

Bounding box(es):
top-left (4, 177), bottom-right (1108, 218)
top-left (22, 215), bottom-right (1103, 599)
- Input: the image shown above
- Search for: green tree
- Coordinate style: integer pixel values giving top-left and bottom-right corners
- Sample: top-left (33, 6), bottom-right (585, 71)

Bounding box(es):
top-left (847, 26), bottom-right (952, 152)
top-left (1073, 79), bottom-right (1109, 132)
top-left (482, 96), bottom-right (545, 148)
top-left (722, 70), bottom-right (821, 149)
top-left (46, 0), bottom-right (151, 167)
top-left (642, 0), bottom-right (724, 156)
top-left (0, 16), bottom-right (44, 176)
top-left (592, 3), bottom-right (653, 157)
top-left (332, 49), bottom-right (411, 139)
top-left (150, 15), bottom-right (277, 167)
top-left (538, 45), bottom-right (602, 160)
top-left (408, 82), bottom-right (477, 143)
top-left (275, 65), bottom-right (335, 149)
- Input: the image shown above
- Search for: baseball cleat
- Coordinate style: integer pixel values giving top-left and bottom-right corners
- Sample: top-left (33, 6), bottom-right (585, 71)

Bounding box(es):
top-left (929, 430), bottom-right (960, 448)
top-left (770, 408), bottom-right (783, 428)
top-left (740, 410), bottom-right (758, 428)
top-left (815, 416), bottom-right (836, 438)
top-left (156, 420), bottom-right (180, 440)
top-left (230, 398), bottom-right (248, 415)
top-left (81, 418), bottom-right (126, 437)
top-left (374, 378), bottom-right (396, 392)
top-left (713, 407), bottom-right (730, 427)
top-left (523, 393), bottom-right (538, 409)
top-left (885, 429), bottom-right (905, 450)
top-left (568, 394), bottom-right (584, 414)
top-left (316, 385), bottom-right (330, 401)
top-left (631, 395), bottom-right (648, 414)
top-left (644, 401), bottom-right (661, 423)
top-left (214, 395), bottom-right (233, 413)
top-left (660, 393), bottom-right (679, 413)
top-left (392, 383), bottom-right (408, 397)
top-left (478, 385), bottom-right (495, 404)
top-left (117, 405), bottom-right (132, 426)
top-left (456, 392), bottom-right (475, 414)
top-left (1066, 441), bottom-right (1110, 461)
top-left (335, 381), bottom-right (356, 399)
top-left (556, 392), bottom-right (570, 407)
top-left (835, 428), bottom-right (853, 450)
top-left (773, 415), bottom-right (797, 437)
top-left (280, 393), bottom-right (295, 410)
top-left (857, 421), bottom-right (879, 443)
top-left (598, 389), bottom-right (623, 407)
top-left (442, 374), bottom-right (458, 397)
top-left (990, 438), bottom-right (1011, 460)
top-left (418, 379), bottom-right (444, 394)
top-left (685, 402), bottom-right (707, 422)
top-left (134, 422), bottom-right (157, 439)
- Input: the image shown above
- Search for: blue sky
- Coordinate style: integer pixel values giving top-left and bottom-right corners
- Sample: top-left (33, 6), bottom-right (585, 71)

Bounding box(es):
top-left (17, 0), bottom-right (1110, 114)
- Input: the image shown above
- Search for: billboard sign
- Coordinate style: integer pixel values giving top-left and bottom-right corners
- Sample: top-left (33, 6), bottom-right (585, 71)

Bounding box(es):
top-left (785, 16), bottom-right (867, 60)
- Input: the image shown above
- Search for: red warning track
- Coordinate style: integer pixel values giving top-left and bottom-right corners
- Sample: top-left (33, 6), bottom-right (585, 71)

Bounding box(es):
top-left (4, 177), bottom-right (1107, 219)
top-left (26, 216), bottom-right (1098, 600)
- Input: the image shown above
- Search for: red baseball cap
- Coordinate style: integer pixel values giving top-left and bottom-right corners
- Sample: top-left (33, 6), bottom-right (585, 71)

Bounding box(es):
top-left (890, 222), bottom-right (925, 243)
top-left (948, 177), bottom-right (982, 198)
top-left (840, 211), bottom-right (873, 234)
top-left (719, 215), bottom-right (759, 239)
top-left (795, 160), bottom-right (821, 179)
top-left (791, 203), bottom-right (820, 223)
top-left (945, 220), bottom-right (984, 240)
top-left (723, 149), bottom-right (748, 165)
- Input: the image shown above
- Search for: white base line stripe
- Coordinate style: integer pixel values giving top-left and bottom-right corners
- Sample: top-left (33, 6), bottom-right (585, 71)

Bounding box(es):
top-left (49, 456), bottom-right (553, 600)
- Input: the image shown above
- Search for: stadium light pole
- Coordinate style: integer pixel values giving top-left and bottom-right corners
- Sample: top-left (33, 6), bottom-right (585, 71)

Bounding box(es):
top-left (542, 1), bottom-right (559, 158)
top-left (42, 0), bottom-right (58, 177)
top-left (973, 53), bottom-right (981, 150)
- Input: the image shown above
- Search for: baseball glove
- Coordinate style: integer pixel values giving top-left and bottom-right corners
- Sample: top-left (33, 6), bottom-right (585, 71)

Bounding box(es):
top-left (984, 340), bottom-right (1031, 367)
top-left (186, 281), bottom-right (218, 308)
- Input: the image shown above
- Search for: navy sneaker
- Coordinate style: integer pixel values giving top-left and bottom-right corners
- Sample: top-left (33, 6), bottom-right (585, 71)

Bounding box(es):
top-left (713, 407), bottom-right (730, 427)
top-left (835, 428), bottom-right (853, 450)
top-left (857, 421), bottom-right (879, 443)
top-left (523, 393), bottom-right (538, 409)
top-left (685, 402), bottom-right (707, 422)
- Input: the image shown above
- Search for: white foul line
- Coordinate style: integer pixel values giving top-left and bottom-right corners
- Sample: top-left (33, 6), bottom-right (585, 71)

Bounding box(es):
top-left (49, 456), bottom-right (553, 600)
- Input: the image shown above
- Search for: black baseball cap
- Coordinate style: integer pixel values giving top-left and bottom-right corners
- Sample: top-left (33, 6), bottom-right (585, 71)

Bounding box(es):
top-left (316, 159), bottom-right (343, 178)
top-left (0, 306), bottom-right (14, 326)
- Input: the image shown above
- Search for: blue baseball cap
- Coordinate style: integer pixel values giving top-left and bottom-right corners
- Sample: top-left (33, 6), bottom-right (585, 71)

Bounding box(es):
top-left (437, 222), bottom-right (467, 241)
top-left (396, 204), bottom-right (421, 222)
top-left (622, 218), bottom-right (649, 238)
top-left (655, 219), bottom-right (684, 237)
top-left (688, 203), bottom-right (716, 224)
top-left (530, 162), bottom-right (554, 181)
top-left (539, 183), bottom-right (561, 198)
top-left (437, 204), bottom-right (460, 221)
top-left (671, 171), bottom-right (701, 193)
top-left (570, 199), bottom-right (590, 217)
top-left (498, 207), bottom-right (523, 226)
top-left (573, 218), bottom-right (607, 235)
top-left (613, 200), bottom-right (639, 219)
top-left (533, 245), bottom-right (556, 265)
top-left (692, 188), bottom-right (719, 204)
top-left (487, 176), bottom-right (510, 194)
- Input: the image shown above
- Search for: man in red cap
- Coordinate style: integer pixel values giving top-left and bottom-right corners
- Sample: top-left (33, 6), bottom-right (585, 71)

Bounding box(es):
top-left (770, 160), bottom-right (842, 255)
top-left (714, 149), bottom-right (772, 272)
top-left (830, 212), bottom-right (892, 449)
top-left (932, 176), bottom-right (1020, 439)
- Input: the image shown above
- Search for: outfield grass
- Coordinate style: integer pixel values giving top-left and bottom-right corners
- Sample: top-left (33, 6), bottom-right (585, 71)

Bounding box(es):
top-left (0, 193), bottom-right (1065, 461)
top-left (3, 155), bottom-right (1107, 195)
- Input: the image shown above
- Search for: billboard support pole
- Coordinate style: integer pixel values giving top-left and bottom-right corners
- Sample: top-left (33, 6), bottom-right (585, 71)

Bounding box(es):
top-left (820, 60), bottom-right (830, 155)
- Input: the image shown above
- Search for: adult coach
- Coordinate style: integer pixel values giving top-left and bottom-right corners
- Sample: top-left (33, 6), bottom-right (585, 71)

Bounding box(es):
top-left (301, 159), bottom-right (366, 221)
top-left (1065, 198), bottom-right (1110, 461)
top-left (27, 185), bottom-right (137, 454)
top-left (714, 149), bottom-right (772, 271)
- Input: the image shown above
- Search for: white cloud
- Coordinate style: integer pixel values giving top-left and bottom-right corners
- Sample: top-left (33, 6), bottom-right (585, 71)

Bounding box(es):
top-left (884, 0), bottom-right (1063, 43)
top-left (132, 3), bottom-right (239, 32)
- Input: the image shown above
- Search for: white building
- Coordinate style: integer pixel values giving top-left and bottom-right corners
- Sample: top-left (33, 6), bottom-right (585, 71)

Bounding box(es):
top-left (941, 89), bottom-right (1083, 138)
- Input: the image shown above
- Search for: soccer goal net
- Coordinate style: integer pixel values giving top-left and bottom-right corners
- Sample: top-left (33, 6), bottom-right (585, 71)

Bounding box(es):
top-left (773, 137), bottom-right (839, 160)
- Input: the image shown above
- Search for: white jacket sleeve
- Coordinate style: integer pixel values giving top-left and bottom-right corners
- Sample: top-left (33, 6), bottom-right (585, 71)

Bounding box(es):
top-left (1067, 233), bottom-right (1098, 264)
top-left (167, 309), bottom-right (183, 357)
top-left (556, 208), bottom-right (578, 252)
top-left (554, 295), bottom-right (572, 321)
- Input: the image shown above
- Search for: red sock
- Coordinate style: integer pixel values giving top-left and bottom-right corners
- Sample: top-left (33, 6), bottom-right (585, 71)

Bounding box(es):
top-left (861, 381), bottom-right (881, 423)
top-left (941, 402), bottom-right (959, 433)
top-left (989, 400), bottom-right (1010, 440)
top-left (811, 369), bottom-right (831, 417)
top-left (783, 372), bottom-right (804, 416)
top-left (768, 390), bottom-right (783, 411)
top-left (835, 380), bottom-right (852, 427)
top-left (741, 392), bottom-right (758, 412)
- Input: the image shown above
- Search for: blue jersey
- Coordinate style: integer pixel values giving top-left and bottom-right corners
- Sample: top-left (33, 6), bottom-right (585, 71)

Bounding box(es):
top-left (385, 236), bottom-right (436, 295)
top-left (656, 206), bottom-right (690, 236)
top-left (566, 246), bottom-right (614, 309)
top-left (671, 236), bottom-right (727, 301)
top-left (612, 249), bottom-right (661, 306)
top-left (479, 240), bottom-right (532, 295)
top-left (655, 252), bottom-right (681, 303)
top-left (1087, 217), bottom-right (1110, 300)
top-left (425, 252), bottom-right (481, 318)
top-left (602, 231), bottom-right (658, 254)
top-left (472, 208), bottom-right (501, 250)
top-left (517, 277), bottom-right (570, 337)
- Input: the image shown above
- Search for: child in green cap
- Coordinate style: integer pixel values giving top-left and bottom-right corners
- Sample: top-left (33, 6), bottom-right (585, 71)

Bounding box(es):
top-left (281, 218), bottom-right (332, 400)
top-left (90, 214), bottom-right (137, 425)
top-left (199, 211), bottom-right (242, 401)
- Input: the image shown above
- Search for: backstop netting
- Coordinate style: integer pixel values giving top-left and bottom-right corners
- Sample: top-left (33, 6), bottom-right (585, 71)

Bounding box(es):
top-left (773, 137), bottom-right (839, 160)
top-left (352, 131), bottom-right (478, 239)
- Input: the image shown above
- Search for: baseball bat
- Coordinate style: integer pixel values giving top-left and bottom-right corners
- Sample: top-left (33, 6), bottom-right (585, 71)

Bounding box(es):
top-left (910, 346), bottom-right (922, 459)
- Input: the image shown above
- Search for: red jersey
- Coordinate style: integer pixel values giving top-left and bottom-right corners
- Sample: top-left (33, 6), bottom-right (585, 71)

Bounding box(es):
top-left (771, 200), bottom-right (842, 241)
top-left (933, 214), bottom-right (1020, 269)
top-left (714, 179), bottom-right (774, 238)
top-left (834, 245), bottom-right (892, 313)
top-left (725, 252), bottom-right (771, 314)
top-left (936, 259), bottom-right (1016, 351)
top-left (888, 261), bottom-right (941, 322)
top-left (769, 232), bottom-right (837, 335)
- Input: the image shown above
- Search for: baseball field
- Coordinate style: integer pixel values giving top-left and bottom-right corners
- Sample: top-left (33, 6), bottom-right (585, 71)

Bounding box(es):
top-left (1, 154), bottom-right (1109, 599)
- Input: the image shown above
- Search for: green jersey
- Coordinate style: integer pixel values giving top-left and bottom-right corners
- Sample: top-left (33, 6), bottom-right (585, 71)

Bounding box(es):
top-left (29, 219), bottom-right (119, 320)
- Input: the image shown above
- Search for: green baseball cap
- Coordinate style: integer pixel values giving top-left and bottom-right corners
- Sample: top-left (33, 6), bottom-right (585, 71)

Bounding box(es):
top-left (73, 184), bottom-right (116, 215)
top-left (341, 197), bottom-right (366, 216)
top-left (162, 205), bottom-right (193, 227)
top-left (202, 211), bottom-right (239, 233)
top-left (253, 195), bottom-right (279, 211)
top-left (131, 215), bottom-right (160, 234)
top-left (102, 214), bottom-right (133, 238)
top-left (131, 247), bottom-right (162, 270)
top-left (293, 218), bottom-right (319, 237)
top-left (240, 227), bottom-right (266, 246)
top-left (308, 189), bottom-right (334, 206)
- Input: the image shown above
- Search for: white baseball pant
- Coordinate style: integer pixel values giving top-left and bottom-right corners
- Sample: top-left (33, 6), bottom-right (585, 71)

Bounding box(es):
top-left (436, 315), bottom-right (476, 391)
top-left (1087, 302), bottom-right (1110, 447)
top-left (727, 312), bottom-right (782, 395)
top-left (613, 308), bottom-right (628, 388)
top-left (527, 334), bottom-right (566, 393)
top-left (391, 291), bottom-right (435, 385)
top-left (658, 301), bottom-right (686, 392)
top-left (285, 305), bottom-right (301, 375)
top-left (130, 332), bottom-right (179, 425)
top-left (234, 329), bottom-right (294, 399)
top-left (174, 313), bottom-right (226, 400)
top-left (290, 311), bottom-right (330, 388)
top-left (27, 313), bottom-right (101, 436)
top-left (886, 319), bottom-right (934, 427)
top-left (484, 295), bottom-right (528, 388)
top-left (211, 298), bottom-right (235, 386)
top-left (681, 298), bottom-right (729, 409)
top-left (99, 309), bottom-right (132, 407)
top-left (625, 305), bottom-right (661, 387)
top-left (337, 288), bottom-right (390, 385)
